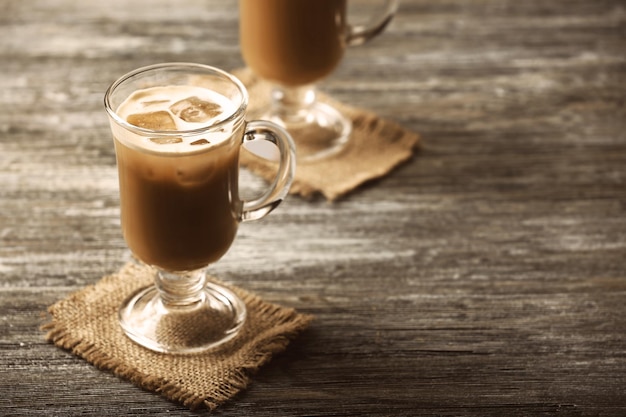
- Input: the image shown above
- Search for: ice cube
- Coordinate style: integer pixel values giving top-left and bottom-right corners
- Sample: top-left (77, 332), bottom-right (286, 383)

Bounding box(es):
top-left (190, 139), bottom-right (210, 146)
top-left (149, 137), bottom-right (183, 145)
top-left (127, 111), bottom-right (177, 130)
top-left (170, 96), bottom-right (221, 123)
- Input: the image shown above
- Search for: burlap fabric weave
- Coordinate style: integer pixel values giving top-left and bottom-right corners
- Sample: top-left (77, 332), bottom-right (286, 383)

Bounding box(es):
top-left (43, 262), bottom-right (313, 410)
top-left (234, 68), bottom-right (421, 201)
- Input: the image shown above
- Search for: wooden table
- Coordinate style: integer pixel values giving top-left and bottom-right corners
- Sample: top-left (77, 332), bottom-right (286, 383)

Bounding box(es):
top-left (1, 0), bottom-right (625, 415)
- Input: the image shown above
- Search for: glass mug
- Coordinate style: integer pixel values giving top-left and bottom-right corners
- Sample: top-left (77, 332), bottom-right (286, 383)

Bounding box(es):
top-left (239, 0), bottom-right (398, 162)
top-left (104, 63), bottom-right (295, 354)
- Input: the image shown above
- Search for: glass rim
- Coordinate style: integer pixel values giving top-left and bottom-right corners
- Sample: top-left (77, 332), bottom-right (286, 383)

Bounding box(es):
top-left (104, 62), bottom-right (249, 137)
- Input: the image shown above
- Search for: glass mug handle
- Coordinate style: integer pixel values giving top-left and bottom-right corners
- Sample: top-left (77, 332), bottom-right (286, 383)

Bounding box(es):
top-left (345, 0), bottom-right (399, 47)
top-left (239, 120), bottom-right (296, 222)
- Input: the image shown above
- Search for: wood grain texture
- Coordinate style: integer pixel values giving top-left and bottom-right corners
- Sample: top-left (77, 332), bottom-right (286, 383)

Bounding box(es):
top-left (1, 0), bottom-right (625, 415)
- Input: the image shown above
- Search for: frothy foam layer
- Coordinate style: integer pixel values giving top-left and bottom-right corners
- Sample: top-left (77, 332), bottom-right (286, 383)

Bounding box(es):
top-left (114, 85), bottom-right (236, 153)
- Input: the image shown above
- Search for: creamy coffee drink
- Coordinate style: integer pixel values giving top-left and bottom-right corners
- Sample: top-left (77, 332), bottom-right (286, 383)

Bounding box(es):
top-left (107, 63), bottom-right (296, 354)
top-left (114, 86), bottom-right (243, 272)
top-left (239, 0), bottom-right (347, 86)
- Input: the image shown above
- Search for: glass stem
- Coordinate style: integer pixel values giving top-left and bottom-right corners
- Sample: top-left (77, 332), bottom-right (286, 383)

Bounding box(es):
top-left (154, 268), bottom-right (206, 309)
top-left (270, 84), bottom-right (317, 125)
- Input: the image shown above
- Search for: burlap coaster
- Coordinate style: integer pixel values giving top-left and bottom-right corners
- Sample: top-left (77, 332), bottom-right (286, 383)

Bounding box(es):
top-left (233, 68), bottom-right (421, 201)
top-left (42, 262), bottom-right (313, 410)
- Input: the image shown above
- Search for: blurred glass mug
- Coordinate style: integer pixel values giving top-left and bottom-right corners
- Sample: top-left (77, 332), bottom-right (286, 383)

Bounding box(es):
top-left (104, 63), bottom-right (295, 354)
top-left (239, 0), bottom-right (398, 162)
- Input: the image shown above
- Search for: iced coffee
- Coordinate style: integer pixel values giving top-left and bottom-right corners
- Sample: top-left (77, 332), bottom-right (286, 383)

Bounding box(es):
top-left (239, 0), bottom-right (347, 86)
top-left (113, 85), bottom-right (243, 272)
top-left (105, 63), bottom-right (296, 354)
top-left (238, 0), bottom-right (397, 161)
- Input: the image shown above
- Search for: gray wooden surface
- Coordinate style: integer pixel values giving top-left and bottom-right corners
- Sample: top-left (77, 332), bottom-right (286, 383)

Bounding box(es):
top-left (1, 0), bottom-right (625, 415)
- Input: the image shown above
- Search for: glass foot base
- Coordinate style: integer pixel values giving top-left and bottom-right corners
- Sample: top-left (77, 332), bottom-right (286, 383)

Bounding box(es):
top-left (265, 101), bottom-right (352, 163)
top-left (119, 282), bottom-right (246, 354)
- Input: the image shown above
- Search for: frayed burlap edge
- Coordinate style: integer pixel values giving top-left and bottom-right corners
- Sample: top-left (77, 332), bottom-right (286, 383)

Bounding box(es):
top-left (233, 67), bottom-right (421, 201)
top-left (42, 262), bottom-right (313, 411)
